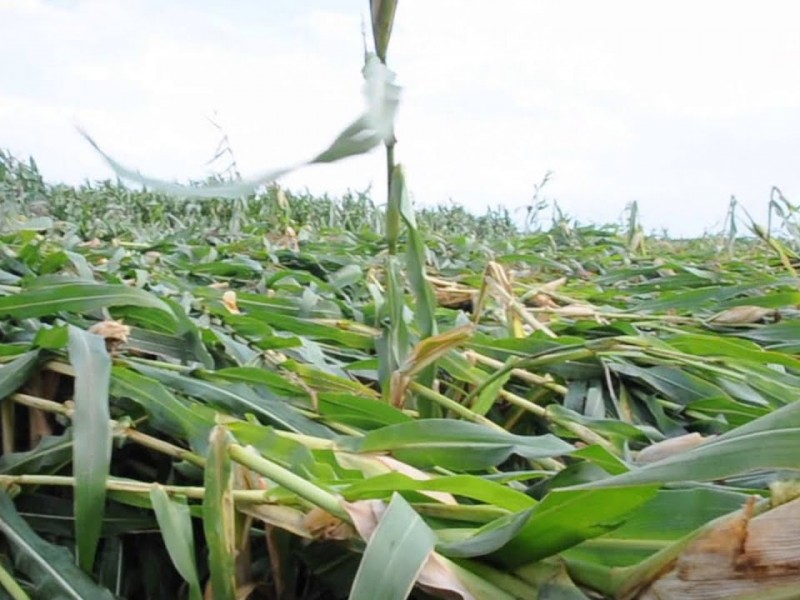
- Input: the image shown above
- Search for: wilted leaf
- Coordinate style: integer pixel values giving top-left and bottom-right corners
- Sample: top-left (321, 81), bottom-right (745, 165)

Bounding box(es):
top-left (80, 55), bottom-right (399, 199)
top-left (635, 433), bottom-right (711, 464)
top-left (709, 305), bottom-right (773, 324)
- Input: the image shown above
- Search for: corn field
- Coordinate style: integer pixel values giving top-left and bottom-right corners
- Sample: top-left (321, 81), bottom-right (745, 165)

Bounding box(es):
top-left (3, 2), bottom-right (800, 599)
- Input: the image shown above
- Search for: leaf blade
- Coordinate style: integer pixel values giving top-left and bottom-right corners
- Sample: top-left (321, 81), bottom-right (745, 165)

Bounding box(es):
top-left (0, 491), bottom-right (115, 599)
top-left (348, 494), bottom-right (436, 600)
top-left (150, 485), bottom-right (203, 600)
top-left (68, 325), bottom-right (112, 572)
top-left (202, 426), bottom-right (237, 600)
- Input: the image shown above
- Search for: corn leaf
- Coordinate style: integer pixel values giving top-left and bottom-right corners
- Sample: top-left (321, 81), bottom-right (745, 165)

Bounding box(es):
top-left (150, 486), bottom-right (203, 600)
top-left (0, 350), bottom-right (39, 400)
top-left (202, 426), bottom-right (237, 600)
top-left (339, 420), bottom-right (573, 470)
top-left (80, 56), bottom-right (399, 199)
top-left (0, 282), bottom-right (171, 318)
top-left (0, 491), bottom-right (115, 599)
top-left (349, 493), bottom-right (436, 600)
top-left (68, 325), bottom-right (112, 572)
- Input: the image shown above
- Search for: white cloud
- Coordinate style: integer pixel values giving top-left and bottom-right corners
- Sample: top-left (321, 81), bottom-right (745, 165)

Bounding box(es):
top-left (2, 0), bottom-right (800, 234)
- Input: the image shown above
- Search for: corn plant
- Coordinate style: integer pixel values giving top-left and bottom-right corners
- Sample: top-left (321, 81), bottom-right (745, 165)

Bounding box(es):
top-left (2, 3), bottom-right (800, 600)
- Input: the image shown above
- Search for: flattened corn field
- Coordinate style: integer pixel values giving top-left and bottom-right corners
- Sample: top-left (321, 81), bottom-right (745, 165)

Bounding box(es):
top-left (4, 151), bottom-right (800, 600)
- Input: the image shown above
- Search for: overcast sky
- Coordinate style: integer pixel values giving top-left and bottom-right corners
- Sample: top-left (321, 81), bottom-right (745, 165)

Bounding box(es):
top-left (3, 0), bottom-right (800, 235)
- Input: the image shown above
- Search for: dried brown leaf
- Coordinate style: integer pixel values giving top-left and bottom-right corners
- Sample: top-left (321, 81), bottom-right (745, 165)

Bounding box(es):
top-left (239, 504), bottom-right (313, 540)
top-left (529, 293), bottom-right (557, 308)
top-left (417, 553), bottom-right (475, 600)
top-left (222, 290), bottom-right (241, 314)
top-left (371, 455), bottom-right (458, 505)
top-left (88, 319), bottom-right (130, 343)
top-left (635, 433), bottom-right (712, 465)
top-left (539, 277), bottom-right (567, 293)
top-left (709, 305), bottom-right (772, 325)
top-left (302, 506), bottom-right (355, 541)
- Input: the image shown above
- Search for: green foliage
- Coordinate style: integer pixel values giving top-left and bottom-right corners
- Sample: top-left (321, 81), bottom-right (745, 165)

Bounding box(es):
top-left (1, 148), bottom-right (800, 597)
top-left (68, 326), bottom-right (113, 572)
top-left (4, 49), bottom-right (800, 595)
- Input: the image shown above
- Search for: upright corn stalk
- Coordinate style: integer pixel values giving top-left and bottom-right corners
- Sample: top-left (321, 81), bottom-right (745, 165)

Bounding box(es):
top-left (369, 0), bottom-right (398, 198)
top-left (370, 0), bottom-right (440, 416)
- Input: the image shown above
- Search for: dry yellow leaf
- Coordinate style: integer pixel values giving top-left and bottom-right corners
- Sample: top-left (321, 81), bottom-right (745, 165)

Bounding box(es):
top-left (88, 319), bottom-right (130, 343)
top-left (222, 290), bottom-right (241, 314)
top-left (709, 305), bottom-right (772, 324)
top-left (635, 433), bottom-right (711, 465)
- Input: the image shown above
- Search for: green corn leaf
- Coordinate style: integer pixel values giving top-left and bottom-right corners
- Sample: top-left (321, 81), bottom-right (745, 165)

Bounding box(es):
top-left (13, 493), bottom-right (157, 538)
top-left (0, 491), bottom-right (115, 599)
top-left (132, 365), bottom-right (334, 438)
top-left (343, 472), bottom-right (535, 512)
top-left (0, 282), bottom-right (171, 318)
top-left (580, 398), bottom-right (800, 489)
top-left (0, 432), bottom-right (72, 475)
top-left (608, 361), bottom-right (726, 405)
top-left (579, 428), bottom-right (800, 489)
top-left (563, 487), bottom-right (752, 570)
top-left (395, 166), bottom-right (437, 340)
top-left (349, 493), bottom-right (436, 600)
top-left (162, 296), bottom-right (215, 369)
top-left (436, 508), bottom-right (535, 558)
top-left (338, 419), bottom-right (573, 470)
top-left (209, 366), bottom-right (307, 397)
top-left (150, 486), bottom-right (202, 600)
top-left (494, 485), bottom-right (660, 566)
top-left (110, 366), bottom-right (212, 454)
top-left (68, 325), bottom-right (112, 573)
top-left (370, 0), bottom-right (398, 62)
top-left (219, 307), bottom-right (374, 349)
top-left (0, 350), bottom-right (39, 401)
top-left (395, 165), bottom-right (440, 416)
top-left (317, 392), bottom-right (412, 428)
top-left (378, 256), bottom-right (411, 399)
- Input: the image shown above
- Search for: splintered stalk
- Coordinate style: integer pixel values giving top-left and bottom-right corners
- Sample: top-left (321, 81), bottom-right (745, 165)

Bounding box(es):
top-left (10, 393), bottom-right (205, 467)
top-left (459, 353), bottom-right (616, 451)
top-left (1, 400), bottom-right (13, 455)
top-left (464, 350), bottom-right (568, 395)
top-left (0, 474), bottom-right (267, 503)
top-left (123, 428), bottom-right (205, 467)
top-left (462, 345), bottom-right (596, 408)
top-left (485, 275), bottom-right (556, 338)
top-left (43, 360), bottom-right (76, 377)
top-left (407, 381), bottom-right (502, 429)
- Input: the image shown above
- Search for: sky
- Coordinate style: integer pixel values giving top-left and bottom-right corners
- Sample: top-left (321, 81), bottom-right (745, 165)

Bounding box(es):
top-left (3, 0), bottom-right (800, 236)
